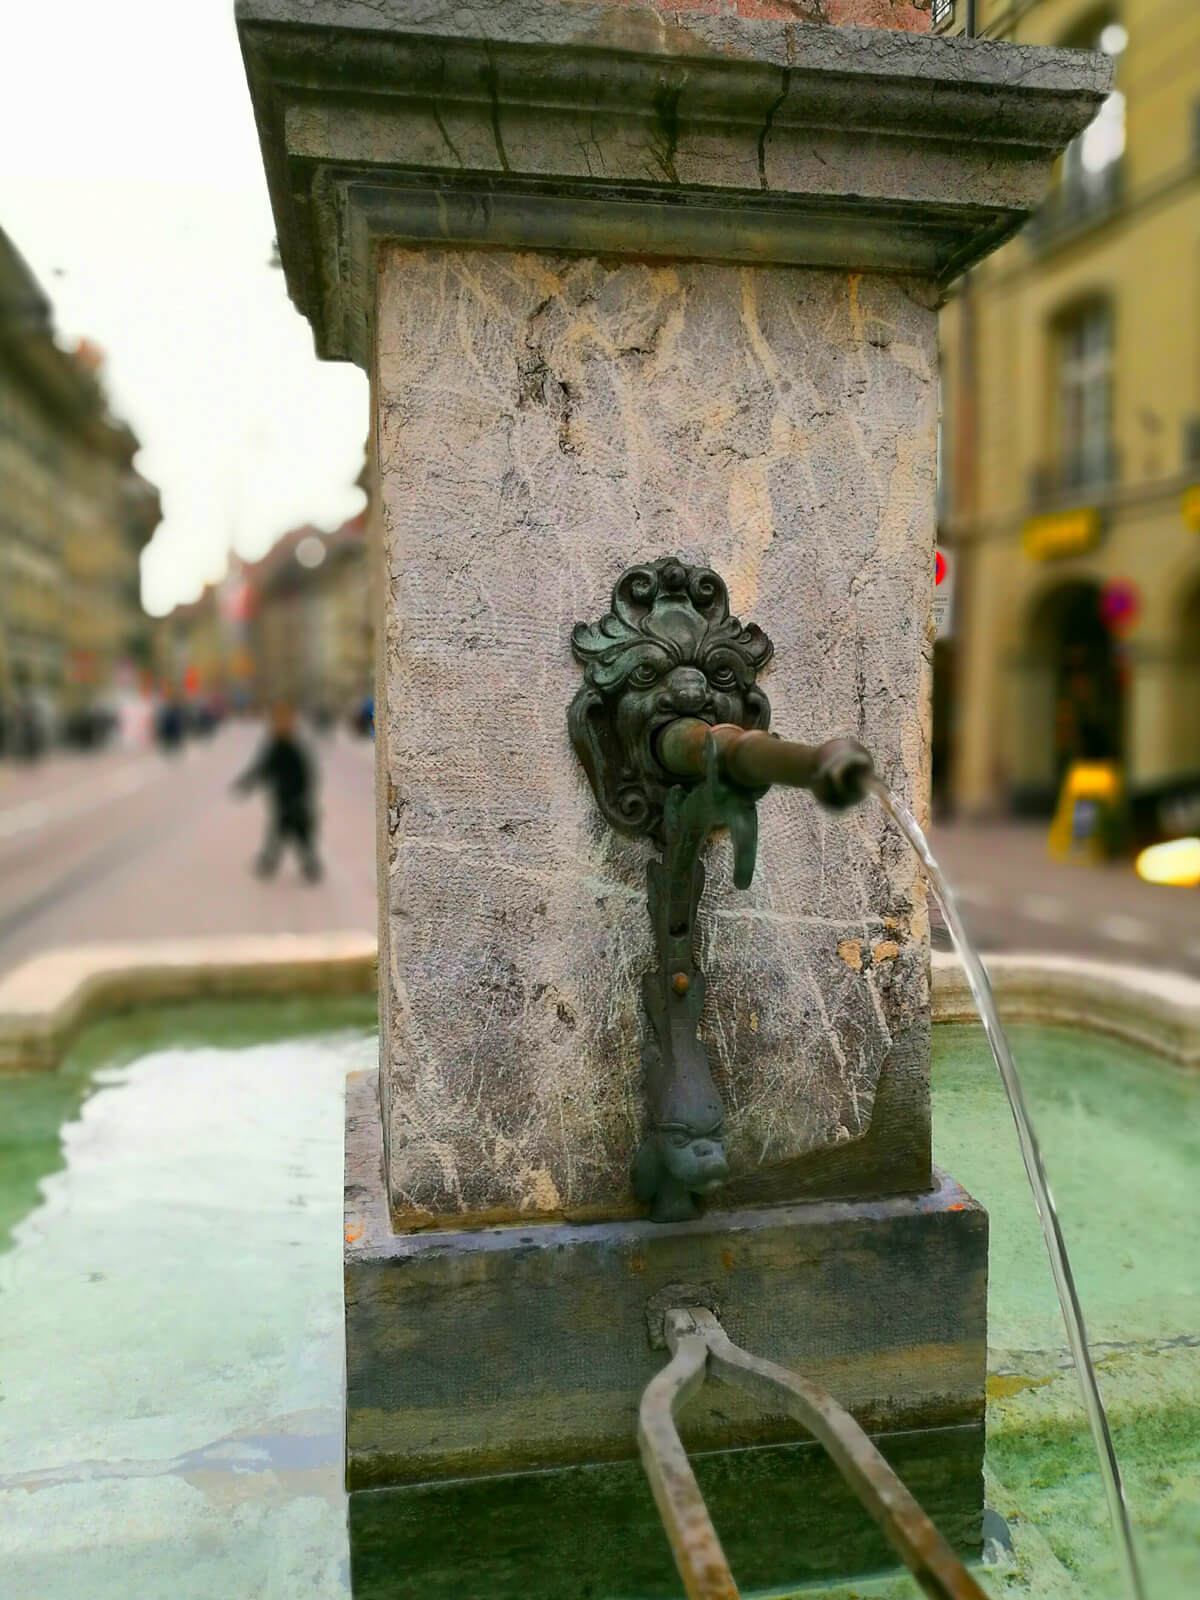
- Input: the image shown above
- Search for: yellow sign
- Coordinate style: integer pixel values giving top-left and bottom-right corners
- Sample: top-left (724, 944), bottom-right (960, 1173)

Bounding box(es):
top-left (1022, 507), bottom-right (1101, 562)
top-left (1048, 760), bottom-right (1123, 862)
top-left (1183, 485), bottom-right (1200, 532)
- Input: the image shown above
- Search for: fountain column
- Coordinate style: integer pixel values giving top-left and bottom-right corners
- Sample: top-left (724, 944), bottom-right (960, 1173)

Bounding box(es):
top-left (239, 5), bottom-right (1108, 1593)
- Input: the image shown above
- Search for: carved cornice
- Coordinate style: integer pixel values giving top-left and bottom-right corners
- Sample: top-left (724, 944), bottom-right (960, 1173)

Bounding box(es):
top-left (237, 0), bottom-right (1111, 366)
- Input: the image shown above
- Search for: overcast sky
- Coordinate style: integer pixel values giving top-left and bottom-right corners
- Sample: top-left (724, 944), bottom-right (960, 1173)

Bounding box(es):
top-left (0, 1), bottom-right (368, 616)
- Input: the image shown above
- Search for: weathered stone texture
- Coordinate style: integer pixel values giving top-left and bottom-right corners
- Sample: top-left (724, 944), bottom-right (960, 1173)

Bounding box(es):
top-left (239, 3), bottom-right (1111, 365)
top-left (559, 0), bottom-right (931, 31)
top-left (346, 1074), bottom-right (985, 1486)
top-left (376, 248), bottom-right (935, 1226)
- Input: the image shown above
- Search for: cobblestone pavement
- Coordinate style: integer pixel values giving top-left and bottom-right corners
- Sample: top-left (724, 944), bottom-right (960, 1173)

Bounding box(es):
top-left (929, 815), bottom-right (1200, 977)
top-left (0, 722), bottom-right (376, 979)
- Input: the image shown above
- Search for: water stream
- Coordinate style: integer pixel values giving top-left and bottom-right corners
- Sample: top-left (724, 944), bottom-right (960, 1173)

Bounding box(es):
top-left (869, 779), bottom-right (1147, 1600)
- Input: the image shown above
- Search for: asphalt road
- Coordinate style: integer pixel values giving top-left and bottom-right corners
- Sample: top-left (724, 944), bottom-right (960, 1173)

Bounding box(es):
top-left (0, 722), bottom-right (376, 980)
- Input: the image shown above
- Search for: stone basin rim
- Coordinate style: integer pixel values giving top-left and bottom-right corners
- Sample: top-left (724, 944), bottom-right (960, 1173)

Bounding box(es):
top-left (0, 935), bottom-right (1195, 1074)
top-left (931, 949), bottom-right (1200, 1072)
top-left (0, 932), bottom-right (377, 1074)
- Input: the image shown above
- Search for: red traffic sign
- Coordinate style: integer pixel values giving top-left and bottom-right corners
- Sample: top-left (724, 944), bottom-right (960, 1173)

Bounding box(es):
top-left (934, 549), bottom-right (947, 586)
top-left (1099, 579), bottom-right (1140, 635)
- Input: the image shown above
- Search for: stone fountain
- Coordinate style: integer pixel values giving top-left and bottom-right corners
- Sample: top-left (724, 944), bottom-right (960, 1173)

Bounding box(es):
top-left (237, 4), bottom-right (1109, 1593)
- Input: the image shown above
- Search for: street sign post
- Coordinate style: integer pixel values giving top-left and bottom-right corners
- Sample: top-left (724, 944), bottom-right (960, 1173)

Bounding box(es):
top-left (934, 546), bottom-right (955, 640)
top-left (1099, 579), bottom-right (1140, 636)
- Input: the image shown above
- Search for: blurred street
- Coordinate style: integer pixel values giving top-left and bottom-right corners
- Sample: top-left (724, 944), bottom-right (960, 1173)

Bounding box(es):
top-left (0, 722), bottom-right (374, 980)
top-left (930, 816), bottom-right (1200, 975)
top-left (3, 725), bottom-right (1197, 985)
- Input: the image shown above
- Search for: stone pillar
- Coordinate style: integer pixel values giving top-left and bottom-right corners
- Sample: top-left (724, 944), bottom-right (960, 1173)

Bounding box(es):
top-left (374, 250), bottom-right (939, 1227)
top-left (240, 5), bottom-right (1108, 1593)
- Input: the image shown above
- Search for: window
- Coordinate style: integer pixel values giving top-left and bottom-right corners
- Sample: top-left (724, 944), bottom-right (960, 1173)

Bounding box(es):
top-left (1056, 303), bottom-right (1114, 489)
top-left (1059, 20), bottom-right (1127, 222)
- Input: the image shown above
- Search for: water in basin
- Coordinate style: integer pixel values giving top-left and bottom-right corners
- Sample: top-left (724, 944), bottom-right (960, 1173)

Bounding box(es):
top-left (0, 1003), bottom-right (1195, 1598)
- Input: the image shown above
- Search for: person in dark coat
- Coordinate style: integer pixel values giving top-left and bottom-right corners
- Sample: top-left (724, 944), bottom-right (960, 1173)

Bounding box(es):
top-left (156, 698), bottom-right (185, 756)
top-left (233, 703), bottom-right (322, 881)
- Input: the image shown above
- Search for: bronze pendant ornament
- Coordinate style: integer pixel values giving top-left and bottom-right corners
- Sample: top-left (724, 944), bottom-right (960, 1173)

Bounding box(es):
top-left (569, 558), bottom-right (772, 1223)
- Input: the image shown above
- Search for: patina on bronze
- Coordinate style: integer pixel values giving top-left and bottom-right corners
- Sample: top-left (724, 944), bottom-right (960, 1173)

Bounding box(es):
top-left (569, 557), bottom-right (774, 845)
top-left (658, 719), bottom-right (874, 811)
top-left (569, 558), bottom-right (874, 1223)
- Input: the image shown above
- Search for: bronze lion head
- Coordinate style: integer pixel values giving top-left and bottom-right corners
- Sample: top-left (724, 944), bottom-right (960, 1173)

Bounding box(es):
top-left (569, 557), bottom-right (773, 841)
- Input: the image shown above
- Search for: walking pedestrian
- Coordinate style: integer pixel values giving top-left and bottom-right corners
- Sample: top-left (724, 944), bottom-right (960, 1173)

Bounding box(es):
top-left (232, 703), bottom-right (323, 881)
top-left (156, 697), bottom-right (186, 756)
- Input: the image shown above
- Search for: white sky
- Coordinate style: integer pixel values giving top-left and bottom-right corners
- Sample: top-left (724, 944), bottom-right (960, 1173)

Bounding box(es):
top-left (0, 1), bottom-right (368, 616)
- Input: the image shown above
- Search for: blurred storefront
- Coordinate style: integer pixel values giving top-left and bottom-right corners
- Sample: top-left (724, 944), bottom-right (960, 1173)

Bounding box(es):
top-left (936, 0), bottom-right (1200, 838)
top-left (0, 228), bottom-right (161, 753)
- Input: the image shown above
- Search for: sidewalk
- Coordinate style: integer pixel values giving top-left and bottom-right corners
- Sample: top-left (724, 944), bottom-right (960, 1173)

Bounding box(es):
top-left (930, 815), bottom-right (1200, 976)
top-left (4, 737), bottom-right (1195, 982)
top-left (0, 740), bottom-right (155, 807)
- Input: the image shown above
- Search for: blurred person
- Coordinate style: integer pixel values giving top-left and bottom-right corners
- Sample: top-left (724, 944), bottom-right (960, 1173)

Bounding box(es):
top-left (191, 699), bottom-right (218, 739)
top-left (232, 703), bottom-right (322, 881)
top-left (10, 693), bottom-right (46, 761)
top-left (118, 690), bottom-right (156, 749)
top-left (155, 696), bottom-right (186, 756)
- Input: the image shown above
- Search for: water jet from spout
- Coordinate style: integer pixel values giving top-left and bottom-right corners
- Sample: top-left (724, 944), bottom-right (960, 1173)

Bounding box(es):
top-left (866, 776), bottom-right (1146, 1600)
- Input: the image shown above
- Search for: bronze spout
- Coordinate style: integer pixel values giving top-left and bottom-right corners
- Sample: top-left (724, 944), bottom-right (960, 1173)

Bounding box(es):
top-left (657, 718), bottom-right (875, 811)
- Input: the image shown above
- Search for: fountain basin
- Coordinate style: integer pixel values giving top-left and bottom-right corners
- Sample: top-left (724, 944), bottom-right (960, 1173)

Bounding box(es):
top-left (933, 950), bottom-right (1200, 1071)
top-left (0, 997), bottom-right (1194, 1597)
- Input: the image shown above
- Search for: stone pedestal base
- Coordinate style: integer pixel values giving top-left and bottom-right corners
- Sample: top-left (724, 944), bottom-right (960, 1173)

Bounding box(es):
top-left (345, 1070), bottom-right (987, 1588)
top-left (348, 1426), bottom-right (984, 1600)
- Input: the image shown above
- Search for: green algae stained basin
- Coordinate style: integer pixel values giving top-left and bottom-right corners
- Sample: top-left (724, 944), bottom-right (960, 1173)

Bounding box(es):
top-left (0, 1007), bottom-right (1196, 1599)
top-left (829, 1025), bottom-right (1200, 1600)
top-left (0, 998), bottom-right (376, 1600)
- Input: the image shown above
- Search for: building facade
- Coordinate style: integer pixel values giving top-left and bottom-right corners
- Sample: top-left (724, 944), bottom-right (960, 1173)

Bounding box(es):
top-left (155, 583), bottom-right (229, 701)
top-left (0, 228), bottom-right (161, 750)
top-left (157, 512), bottom-right (372, 719)
top-left (936, 0), bottom-right (1200, 831)
top-left (248, 515), bottom-right (371, 715)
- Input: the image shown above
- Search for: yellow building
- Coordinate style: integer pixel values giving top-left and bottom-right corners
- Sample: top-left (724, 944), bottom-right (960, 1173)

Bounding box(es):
top-left (320, 514), bottom-right (372, 714)
top-left (0, 228), bottom-right (160, 749)
top-left (60, 378), bottom-right (162, 725)
top-left (936, 0), bottom-right (1200, 835)
top-left (248, 516), bottom-right (372, 715)
top-left (155, 584), bottom-right (229, 700)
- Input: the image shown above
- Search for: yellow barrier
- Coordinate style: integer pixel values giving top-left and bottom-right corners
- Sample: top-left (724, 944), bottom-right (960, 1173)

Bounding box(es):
top-left (1048, 760), bottom-right (1123, 862)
